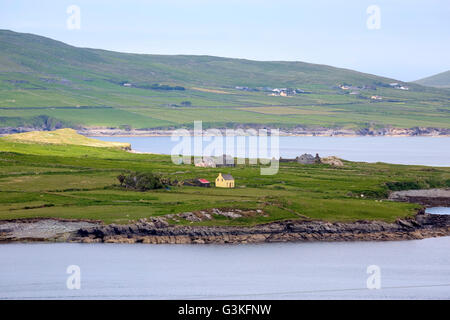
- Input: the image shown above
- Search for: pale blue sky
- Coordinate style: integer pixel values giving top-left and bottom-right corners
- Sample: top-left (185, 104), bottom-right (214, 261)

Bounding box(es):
top-left (1, 0), bottom-right (449, 81)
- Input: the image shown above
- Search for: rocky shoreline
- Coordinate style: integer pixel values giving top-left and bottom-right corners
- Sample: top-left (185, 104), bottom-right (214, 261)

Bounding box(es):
top-left (1, 126), bottom-right (450, 137)
top-left (68, 126), bottom-right (450, 137)
top-left (1, 189), bottom-right (449, 244)
top-left (1, 212), bottom-right (449, 244)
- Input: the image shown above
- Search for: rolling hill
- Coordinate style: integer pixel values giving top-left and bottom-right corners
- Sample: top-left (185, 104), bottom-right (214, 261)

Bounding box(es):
top-left (414, 71), bottom-right (450, 88)
top-left (0, 29), bottom-right (449, 132)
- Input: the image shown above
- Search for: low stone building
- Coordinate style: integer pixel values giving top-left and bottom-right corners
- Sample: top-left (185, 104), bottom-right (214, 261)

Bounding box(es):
top-left (215, 154), bottom-right (235, 167)
top-left (296, 153), bottom-right (321, 164)
top-left (280, 153), bottom-right (321, 164)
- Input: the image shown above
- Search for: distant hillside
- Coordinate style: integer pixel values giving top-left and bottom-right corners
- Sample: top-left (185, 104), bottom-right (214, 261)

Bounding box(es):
top-left (0, 29), bottom-right (401, 88)
top-left (0, 29), bottom-right (449, 132)
top-left (414, 71), bottom-right (450, 88)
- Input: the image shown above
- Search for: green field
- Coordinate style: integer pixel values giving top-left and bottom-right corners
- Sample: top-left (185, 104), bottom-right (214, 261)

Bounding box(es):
top-left (1, 30), bottom-right (449, 131)
top-left (1, 133), bottom-right (449, 226)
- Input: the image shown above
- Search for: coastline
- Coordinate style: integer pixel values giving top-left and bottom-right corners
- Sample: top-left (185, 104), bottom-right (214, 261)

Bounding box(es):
top-left (1, 212), bottom-right (449, 244)
top-left (80, 126), bottom-right (450, 137)
top-left (1, 126), bottom-right (450, 137)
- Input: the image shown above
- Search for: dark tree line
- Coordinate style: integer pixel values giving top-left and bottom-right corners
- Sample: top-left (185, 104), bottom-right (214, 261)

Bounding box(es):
top-left (117, 172), bottom-right (166, 191)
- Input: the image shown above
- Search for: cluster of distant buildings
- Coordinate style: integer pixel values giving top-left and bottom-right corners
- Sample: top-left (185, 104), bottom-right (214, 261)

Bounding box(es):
top-left (338, 81), bottom-right (409, 101)
top-left (195, 154), bottom-right (235, 168)
top-left (339, 82), bottom-right (409, 93)
top-left (339, 84), bottom-right (379, 96)
top-left (194, 153), bottom-right (326, 168)
top-left (191, 153), bottom-right (330, 189)
top-left (234, 86), bottom-right (309, 97)
top-left (388, 82), bottom-right (409, 90)
top-left (269, 88), bottom-right (308, 97)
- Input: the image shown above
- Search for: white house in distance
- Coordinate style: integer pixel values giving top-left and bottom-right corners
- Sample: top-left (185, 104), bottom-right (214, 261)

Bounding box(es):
top-left (389, 82), bottom-right (409, 90)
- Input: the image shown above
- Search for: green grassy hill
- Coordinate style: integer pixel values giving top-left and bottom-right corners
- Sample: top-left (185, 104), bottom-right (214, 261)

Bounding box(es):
top-left (1, 29), bottom-right (449, 131)
top-left (414, 70), bottom-right (450, 88)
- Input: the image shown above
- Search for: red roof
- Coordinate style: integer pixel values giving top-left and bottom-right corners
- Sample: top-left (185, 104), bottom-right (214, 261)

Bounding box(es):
top-left (198, 179), bottom-right (210, 183)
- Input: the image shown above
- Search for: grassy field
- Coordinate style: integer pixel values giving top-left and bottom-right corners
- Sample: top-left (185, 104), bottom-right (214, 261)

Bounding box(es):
top-left (1, 30), bottom-right (449, 131)
top-left (1, 132), bottom-right (449, 226)
top-left (2, 128), bottom-right (130, 149)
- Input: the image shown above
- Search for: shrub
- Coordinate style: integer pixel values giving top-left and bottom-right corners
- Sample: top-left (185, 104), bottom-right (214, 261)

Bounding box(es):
top-left (385, 181), bottom-right (422, 191)
top-left (348, 189), bottom-right (389, 199)
top-left (117, 172), bottom-right (165, 191)
top-left (385, 178), bottom-right (449, 191)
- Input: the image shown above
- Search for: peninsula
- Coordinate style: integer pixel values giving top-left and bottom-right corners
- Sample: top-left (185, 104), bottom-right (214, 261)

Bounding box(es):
top-left (0, 130), bottom-right (449, 243)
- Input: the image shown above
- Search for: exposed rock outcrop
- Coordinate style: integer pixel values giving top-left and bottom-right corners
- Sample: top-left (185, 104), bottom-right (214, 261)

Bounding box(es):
top-left (389, 189), bottom-right (450, 206)
top-left (67, 213), bottom-right (450, 244)
top-left (320, 156), bottom-right (344, 166)
top-left (2, 205), bottom-right (449, 244)
top-left (0, 219), bottom-right (99, 242)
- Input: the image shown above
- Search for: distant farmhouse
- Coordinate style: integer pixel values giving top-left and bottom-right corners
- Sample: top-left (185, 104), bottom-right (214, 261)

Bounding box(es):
top-left (280, 153), bottom-right (344, 166)
top-left (389, 82), bottom-right (409, 90)
top-left (215, 173), bottom-right (235, 188)
top-left (235, 86), bottom-right (309, 96)
top-left (297, 153), bottom-right (321, 164)
top-left (280, 153), bottom-right (321, 164)
top-left (195, 155), bottom-right (235, 168)
top-left (269, 88), bottom-right (307, 97)
top-left (339, 83), bottom-right (393, 96)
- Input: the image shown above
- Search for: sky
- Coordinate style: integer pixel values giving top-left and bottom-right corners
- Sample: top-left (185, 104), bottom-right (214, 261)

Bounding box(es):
top-left (0, 0), bottom-right (449, 81)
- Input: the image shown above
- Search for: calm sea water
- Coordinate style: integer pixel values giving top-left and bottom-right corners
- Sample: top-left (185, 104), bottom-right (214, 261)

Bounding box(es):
top-left (0, 238), bottom-right (449, 299)
top-left (426, 207), bottom-right (450, 215)
top-left (94, 136), bottom-right (450, 166)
